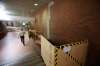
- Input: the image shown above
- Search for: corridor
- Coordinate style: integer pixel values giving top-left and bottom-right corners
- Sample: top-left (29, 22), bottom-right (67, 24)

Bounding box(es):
top-left (0, 0), bottom-right (100, 66)
top-left (0, 32), bottom-right (45, 66)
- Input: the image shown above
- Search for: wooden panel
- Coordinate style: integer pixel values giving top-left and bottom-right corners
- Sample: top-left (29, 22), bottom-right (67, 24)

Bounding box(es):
top-left (41, 35), bottom-right (88, 66)
top-left (41, 35), bottom-right (55, 66)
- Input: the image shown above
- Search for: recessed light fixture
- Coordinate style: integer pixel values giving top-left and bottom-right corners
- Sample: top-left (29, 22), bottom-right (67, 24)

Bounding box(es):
top-left (34, 3), bottom-right (38, 6)
top-left (22, 22), bottom-right (26, 25)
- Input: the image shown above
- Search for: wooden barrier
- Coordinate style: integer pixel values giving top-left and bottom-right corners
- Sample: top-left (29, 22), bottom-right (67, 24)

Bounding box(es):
top-left (41, 36), bottom-right (88, 66)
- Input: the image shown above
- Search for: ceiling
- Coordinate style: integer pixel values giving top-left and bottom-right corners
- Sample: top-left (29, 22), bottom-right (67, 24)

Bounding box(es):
top-left (0, 0), bottom-right (51, 21)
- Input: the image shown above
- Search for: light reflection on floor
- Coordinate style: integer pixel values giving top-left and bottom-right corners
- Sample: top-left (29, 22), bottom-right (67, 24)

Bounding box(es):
top-left (0, 32), bottom-right (44, 66)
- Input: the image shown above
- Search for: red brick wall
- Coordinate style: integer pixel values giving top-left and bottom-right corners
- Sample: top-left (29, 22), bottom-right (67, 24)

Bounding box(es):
top-left (50, 0), bottom-right (100, 66)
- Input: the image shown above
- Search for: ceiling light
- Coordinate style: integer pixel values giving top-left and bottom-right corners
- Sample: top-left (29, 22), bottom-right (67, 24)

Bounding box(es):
top-left (0, 5), bottom-right (5, 10)
top-left (22, 22), bottom-right (26, 25)
top-left (34, 3), bottom-right (38, 6)
top-left (0, 8), bottom-right (12, 21)
top-left (0, 4), bottom-right (12, 21)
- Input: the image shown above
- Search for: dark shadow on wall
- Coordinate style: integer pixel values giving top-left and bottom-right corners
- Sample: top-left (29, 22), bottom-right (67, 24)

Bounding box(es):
top-left (0, 21), bottom-right (8, 40)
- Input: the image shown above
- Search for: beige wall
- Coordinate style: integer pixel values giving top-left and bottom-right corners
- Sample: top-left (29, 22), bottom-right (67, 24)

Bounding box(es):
top-left (34, 4), bottom-right (50, 38)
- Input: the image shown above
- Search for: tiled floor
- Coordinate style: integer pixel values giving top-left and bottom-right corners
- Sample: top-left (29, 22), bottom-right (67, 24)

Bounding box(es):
top-left (0, 32), bottom-right (45, 66)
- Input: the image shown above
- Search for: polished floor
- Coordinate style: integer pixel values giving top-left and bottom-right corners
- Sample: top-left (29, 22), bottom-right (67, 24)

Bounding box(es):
top-left (0, 32), bottom-right (45, 66)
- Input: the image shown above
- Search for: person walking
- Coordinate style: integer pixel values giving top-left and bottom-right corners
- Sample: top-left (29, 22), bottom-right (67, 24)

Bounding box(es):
top-left (20, 31), bottom-right (25, 46)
